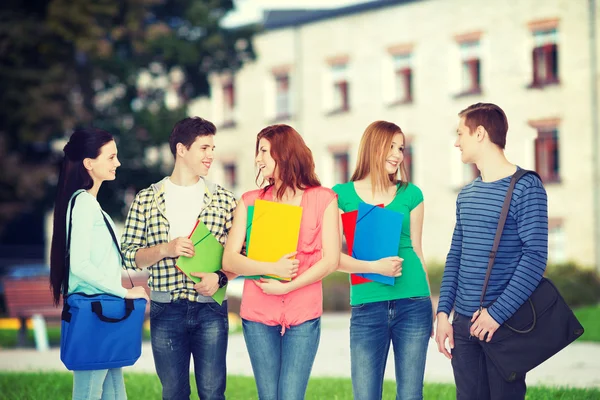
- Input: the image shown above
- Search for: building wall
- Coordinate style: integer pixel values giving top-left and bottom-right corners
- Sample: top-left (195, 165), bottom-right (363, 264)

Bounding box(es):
top-left (190, 0), bottom-right (600, 266)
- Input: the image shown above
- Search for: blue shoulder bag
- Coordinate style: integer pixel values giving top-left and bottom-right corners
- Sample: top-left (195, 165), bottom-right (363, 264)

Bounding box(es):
top-left (60, 192), bottom-right (147, 370)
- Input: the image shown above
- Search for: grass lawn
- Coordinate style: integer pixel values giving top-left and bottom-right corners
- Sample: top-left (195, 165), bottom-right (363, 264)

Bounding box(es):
top-left (0, 373), bottom-right (599, 400)
top-left (574, 304), bottom-right (600, 342)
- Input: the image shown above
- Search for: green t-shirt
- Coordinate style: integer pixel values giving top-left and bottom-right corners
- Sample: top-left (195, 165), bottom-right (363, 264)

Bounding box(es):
top-left (332, 181), bottom-right (431, 305)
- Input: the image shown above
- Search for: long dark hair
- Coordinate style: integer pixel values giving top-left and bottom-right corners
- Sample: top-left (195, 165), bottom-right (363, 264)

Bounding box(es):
top-left (50, 128), bottom-right (114, 305)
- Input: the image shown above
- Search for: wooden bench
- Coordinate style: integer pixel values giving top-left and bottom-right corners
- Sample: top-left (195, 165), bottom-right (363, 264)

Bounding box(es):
top-left (2, 274), bottom-right (61, 348)
top-left (2, 270), bottom-right (151, 349)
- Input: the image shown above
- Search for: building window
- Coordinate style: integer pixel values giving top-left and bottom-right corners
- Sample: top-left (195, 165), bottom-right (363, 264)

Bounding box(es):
top-left (403, 138), bottom-right (414, 181)
top-left (333, 152), bottom-right (350, 184)
top-left (531, 28), bottom-right (559, 87)
top-left (393, 54), bottom-right (412, 103)
top-left (548, 219), bottom-right (566, 263)
top-left (222, 81), bottom-right (235, 127)
top-left (223, 162), bottom-right (237, 189)
top-left (535, 127), bottom-right (560, 183)
top-left (274, 73), bottom-right (290, 120)
top-left (331, 63), bottom-right (349, 113)
top-left (459, 41), bottom-right (481, 95)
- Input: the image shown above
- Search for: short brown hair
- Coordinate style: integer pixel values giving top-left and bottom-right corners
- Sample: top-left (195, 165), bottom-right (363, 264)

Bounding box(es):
top-left (458, 103), bottom-right (509, 149)
top-left (169, 117), bottom-right (216, 157)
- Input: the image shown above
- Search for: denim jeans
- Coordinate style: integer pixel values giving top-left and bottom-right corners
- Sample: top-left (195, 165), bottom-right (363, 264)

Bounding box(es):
top-left (242, 317), bottom-right (321, 400)
top-left (350, 297), bottom-right (432, 400)
top-left (72, 368), bottom-right (126, 400)
top-left (451, 312), bottom-right (527, 400)
top-left (151, 300), bottom-right (229, 400)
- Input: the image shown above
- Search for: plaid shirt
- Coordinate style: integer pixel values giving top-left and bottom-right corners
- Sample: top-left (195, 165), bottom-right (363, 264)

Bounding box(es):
top-left (121, 177), bottom-right (237, 302)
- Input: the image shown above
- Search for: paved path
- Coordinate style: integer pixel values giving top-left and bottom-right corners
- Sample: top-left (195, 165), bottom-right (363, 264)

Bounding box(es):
top-left (1, 313), bottom-right (599, 389)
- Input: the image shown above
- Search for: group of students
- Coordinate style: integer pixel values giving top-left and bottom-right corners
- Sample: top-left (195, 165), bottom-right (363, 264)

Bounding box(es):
top-left (49, 101), bottom-right (548, 400)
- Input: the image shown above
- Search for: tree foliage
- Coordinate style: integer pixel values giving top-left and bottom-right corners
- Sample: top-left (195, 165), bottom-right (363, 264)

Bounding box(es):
top-left (0, 0), bottom-right (256, 235)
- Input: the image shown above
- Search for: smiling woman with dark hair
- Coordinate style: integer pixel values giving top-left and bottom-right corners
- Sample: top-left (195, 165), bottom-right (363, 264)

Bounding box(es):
top-left (49, 128), bottom-right (148, 400)
top-left (223, 124), bottom-right (341, 400)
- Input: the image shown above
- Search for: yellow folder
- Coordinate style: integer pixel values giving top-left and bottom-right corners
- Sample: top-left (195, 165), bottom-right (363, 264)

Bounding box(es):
top-left (247, 199), bottom-right (303, 281)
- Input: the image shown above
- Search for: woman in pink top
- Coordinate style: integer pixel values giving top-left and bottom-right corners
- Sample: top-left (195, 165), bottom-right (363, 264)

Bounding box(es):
top-left (223, 124), bottom-right (340, 400)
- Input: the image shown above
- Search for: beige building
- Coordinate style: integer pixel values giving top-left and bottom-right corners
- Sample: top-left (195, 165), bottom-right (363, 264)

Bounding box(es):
top-left (191, 0), bottom-right (600, 267)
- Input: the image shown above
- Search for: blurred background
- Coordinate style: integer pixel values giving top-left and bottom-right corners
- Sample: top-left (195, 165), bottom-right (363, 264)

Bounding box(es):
top-left (0, 0), bottom-right (599, 345)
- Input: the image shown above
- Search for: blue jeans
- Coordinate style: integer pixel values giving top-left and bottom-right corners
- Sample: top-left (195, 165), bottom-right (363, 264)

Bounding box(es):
top-left (242, 317), bottom-right (321, 400)
top-left (72, 368), bottom-right (126, 400)
top-left (350, 297), bottom-right (432, 400)
top-left (451, 312), bottom-right (526, 400)
top-left (151, 300), bottom-right (228, 400)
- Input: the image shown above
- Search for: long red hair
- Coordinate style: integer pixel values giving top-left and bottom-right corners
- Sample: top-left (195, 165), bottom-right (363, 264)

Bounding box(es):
top-left (255, 124), bottom-right (321, 199)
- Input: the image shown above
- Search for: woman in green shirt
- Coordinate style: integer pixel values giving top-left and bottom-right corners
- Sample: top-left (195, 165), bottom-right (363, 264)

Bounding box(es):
top-left (332, 120), bottom-right (433, 400)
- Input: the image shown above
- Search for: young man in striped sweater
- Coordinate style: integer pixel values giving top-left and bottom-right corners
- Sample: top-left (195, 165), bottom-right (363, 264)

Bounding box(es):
top-left (435, 103), bottom-right (548, 400)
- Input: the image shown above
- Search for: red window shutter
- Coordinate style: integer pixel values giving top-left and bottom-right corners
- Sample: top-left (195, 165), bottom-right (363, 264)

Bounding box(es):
top-left (534, 135), bottom-right (545, 180)
top-left (532, 47), bottom-right (541, 85)
top-left (340, 81), bottom-right (349, 111)
top-left (403, 68), bottom-right (413, 101)
top-left (547, 43), bottom-right (558, 82)
top-left (473, 59), bottom-right (480, 90)
top-left (465, 59), bottom-right (480, 92)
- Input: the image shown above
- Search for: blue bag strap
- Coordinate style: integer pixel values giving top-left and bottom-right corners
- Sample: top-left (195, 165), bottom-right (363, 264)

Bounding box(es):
top-left (100, 213), bottom-right (134, 288)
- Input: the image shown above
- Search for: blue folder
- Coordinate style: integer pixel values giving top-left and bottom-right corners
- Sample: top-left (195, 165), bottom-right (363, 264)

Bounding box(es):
top-left (353, 202), bottom-right (404, 286)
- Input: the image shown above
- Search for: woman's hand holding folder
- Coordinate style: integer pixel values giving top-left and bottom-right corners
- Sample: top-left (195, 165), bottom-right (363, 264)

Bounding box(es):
top-left (369, 256), bottom-right (403, 277)
top-left (272, 251), bottom-right (299, 279)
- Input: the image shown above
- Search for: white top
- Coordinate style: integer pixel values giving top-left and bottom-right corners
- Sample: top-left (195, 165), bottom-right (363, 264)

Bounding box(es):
top-left (164, 177), bottom-right (206, 240)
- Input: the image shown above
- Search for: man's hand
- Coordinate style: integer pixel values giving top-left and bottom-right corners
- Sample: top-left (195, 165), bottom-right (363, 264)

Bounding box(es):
top-left (162, 237), bottom-right (195, 258)
top-left (470, 308), bottom-right (500, 342)
top-left (191, 272), bottom-right (219, 297)
top-left (254, 278), bottom-right (291, 296)
top-left (370, 256), bottom-right (403, 277)
top-left (435, 313), bottom-right (454, 359)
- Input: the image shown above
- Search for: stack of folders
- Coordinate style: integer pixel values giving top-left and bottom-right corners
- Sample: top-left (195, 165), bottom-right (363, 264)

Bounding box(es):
top-left (176, 220), bottom-right (227, 304)
top-left (245, 199), bottom-right (303, 281)
top-left (341, 202), bottom-right (404, 286)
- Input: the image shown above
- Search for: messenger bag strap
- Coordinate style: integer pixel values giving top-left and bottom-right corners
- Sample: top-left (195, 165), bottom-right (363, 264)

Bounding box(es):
top-left (479, 169), bottom-right (541, 309)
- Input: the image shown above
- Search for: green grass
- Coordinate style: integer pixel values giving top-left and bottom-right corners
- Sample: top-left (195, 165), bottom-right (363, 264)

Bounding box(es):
top-left (574, 304), bottom-right (600, 342)
top-left (0, 373), bottom-right (598, 400)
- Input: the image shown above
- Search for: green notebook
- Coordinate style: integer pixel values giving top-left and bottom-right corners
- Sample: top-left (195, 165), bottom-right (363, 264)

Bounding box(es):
top-left (245, 206), bottom-right (261, 280)
top-left (176, 220), bottom-right (227, 304)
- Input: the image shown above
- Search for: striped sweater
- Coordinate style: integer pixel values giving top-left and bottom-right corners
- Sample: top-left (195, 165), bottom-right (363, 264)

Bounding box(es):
top-left (437, 171), bottom-right (548, 325)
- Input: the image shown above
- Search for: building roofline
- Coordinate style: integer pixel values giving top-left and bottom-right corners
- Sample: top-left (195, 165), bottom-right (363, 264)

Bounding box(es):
top-left (263, 0), bottom-right (421, 30)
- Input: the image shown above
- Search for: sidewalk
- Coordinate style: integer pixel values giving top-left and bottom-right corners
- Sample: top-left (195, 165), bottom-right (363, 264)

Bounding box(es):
top-left (1, 313), bottom-right (599, 389)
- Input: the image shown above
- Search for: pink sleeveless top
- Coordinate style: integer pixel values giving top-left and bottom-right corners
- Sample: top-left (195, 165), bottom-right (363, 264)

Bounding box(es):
top-left (240, 186), bottom-right (337, 331)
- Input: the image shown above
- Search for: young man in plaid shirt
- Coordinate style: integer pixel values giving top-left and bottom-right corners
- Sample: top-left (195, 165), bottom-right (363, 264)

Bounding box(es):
top-left (121, 117), bottom-right (237, 400)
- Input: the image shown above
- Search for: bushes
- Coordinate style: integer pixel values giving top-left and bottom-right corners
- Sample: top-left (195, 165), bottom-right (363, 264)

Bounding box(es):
top-left (545, 263), bottom-right (600, 308)
top-left (322, 272), bottom-right (350, 312)
top-left (323, 262), bottom-right (600, 311)
top-left (427, 262), bottom-right (600, 308)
